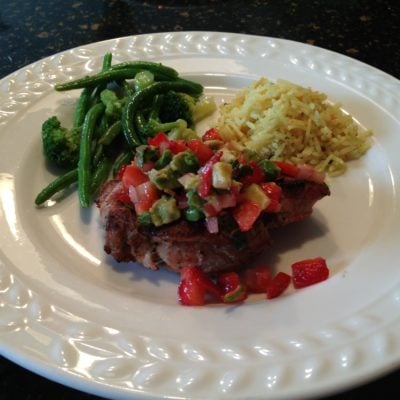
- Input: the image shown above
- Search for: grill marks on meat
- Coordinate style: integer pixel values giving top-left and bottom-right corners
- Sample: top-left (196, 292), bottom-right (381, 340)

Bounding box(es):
top-left (96, 179), bottom-right (330, 273)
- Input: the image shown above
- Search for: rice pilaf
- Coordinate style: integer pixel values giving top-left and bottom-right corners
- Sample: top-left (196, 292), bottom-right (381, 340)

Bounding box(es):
top-left (216, 78), bottom-right (372, 176)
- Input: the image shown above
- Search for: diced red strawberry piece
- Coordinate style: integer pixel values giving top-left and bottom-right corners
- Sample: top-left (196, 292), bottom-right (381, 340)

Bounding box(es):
top-left (266, 272), bottom-right (291, 299)
top-left (178, 277), bottom-right (206, 306)
top-left (218, 272), bottom-right (247, 303)
top-left (178, 266), bottom-right (221, 305)
top-left (218, 271), bottom-right (241, 293)
top-left (291, 257), bottom-right (329, 289)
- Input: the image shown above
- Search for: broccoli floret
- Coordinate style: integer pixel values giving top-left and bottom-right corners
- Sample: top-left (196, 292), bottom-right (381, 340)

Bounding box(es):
top-left (140, 91), bottom-right (210, 139)
top-left (100, 88), bottom-right (125, 120)
top-left (159, 91), bottom-right (216, 127)
top-left (41, 116), bottom-right (81, 169)
top-left (167, 125), bottom-right (198, 141)
top-left (141, 117), bottom-right (188, 138)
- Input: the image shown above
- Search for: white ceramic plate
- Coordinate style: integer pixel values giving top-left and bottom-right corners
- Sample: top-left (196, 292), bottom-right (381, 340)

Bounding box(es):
top-left (0, 32), bottom-right (399, 400)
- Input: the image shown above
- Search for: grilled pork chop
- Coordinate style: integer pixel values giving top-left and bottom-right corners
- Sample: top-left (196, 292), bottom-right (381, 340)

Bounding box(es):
top-left (96, 178), bottom-right (330, 273)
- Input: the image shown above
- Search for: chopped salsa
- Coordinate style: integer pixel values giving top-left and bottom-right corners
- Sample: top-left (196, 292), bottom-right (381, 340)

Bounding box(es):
top-left (116, 127), bottom-right (325, 235)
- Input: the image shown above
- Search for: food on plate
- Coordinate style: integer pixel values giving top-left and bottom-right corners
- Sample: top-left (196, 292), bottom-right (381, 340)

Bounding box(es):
top-left (35, 52), bottom-right (371, 305)
top-left (95, 131), bottom-right (330, 274)
top-left (35, 53), bottom-right (216, 207)
top-left (291, 257), bottom-right (330, 288)
top-left (216, 78), bottom-right (373, 176)
top-left (175, 259), bottom-right (328, 305)
top-left (41, 116), bottom-right (81, 170)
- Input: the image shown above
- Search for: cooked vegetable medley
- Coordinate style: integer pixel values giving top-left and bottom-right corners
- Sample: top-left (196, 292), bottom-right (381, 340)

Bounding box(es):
top-left (35, 53), bottom-right (216, 207)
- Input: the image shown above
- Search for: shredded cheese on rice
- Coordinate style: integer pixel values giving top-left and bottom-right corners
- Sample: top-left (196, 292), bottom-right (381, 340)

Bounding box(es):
top-left (216, 78), bottom-right (372, 176)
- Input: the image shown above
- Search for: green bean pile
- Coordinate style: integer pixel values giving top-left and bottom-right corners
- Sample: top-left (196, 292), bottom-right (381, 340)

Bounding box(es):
top-left (35, 53), bottom-right (204, 207)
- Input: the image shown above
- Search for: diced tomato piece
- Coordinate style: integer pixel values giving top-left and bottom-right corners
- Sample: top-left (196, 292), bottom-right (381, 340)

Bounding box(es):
top-left (266, 272), bottom-right (291, 299)
top-left (261, 182), bottom-right (282, 213)
top-left (134, 200), bottom-right (154, 214)
top-left (218, 272), bottom-right (247, 303)
top-left (136, 181), bottom-right (159, 201)
top-left (148, 134), bottom-right (188, 154)
top-left (187, 139), bottom-right (214, 165)
top-left (129, 181), bottom-right (159, 204)
top-left (274, 161), bottom-right (299, 178)
top-left (202, 127), bottom-right (222, 141)
top-left (261, 182), bottom-right (282, 200)
top-left (291, 257), bottom-right (329, 289)
top-left (178, 266), bottom-right (221, 305)
top-left (241, 161), bottom-right (265, 185)
top-left (122, 163), bottom-right (149, 188)
top-left (233, 201), bottom-right (262, 232)
top-left (147, 132), bottom-right (169, 147)
top-left (243, 265), bottom-right (272, 293)
top-left (198, 151), bottom-right (222, 198)
top-left (168, 139), bottom-right (188, 154)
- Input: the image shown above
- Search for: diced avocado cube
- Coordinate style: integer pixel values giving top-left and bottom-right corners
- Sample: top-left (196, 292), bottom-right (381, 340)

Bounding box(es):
top-left (148, 167), bottom-right (180, 190)
top-left (150, 196), bottom-right (181, 227)
top-left (242, 183), bottom-right (271, 210)
top-left (170, 150), bottom-right (200, 174)
top-left (187, 189), bottom-right (204, 210)
top-left (178, 173), bottom-right (200, 190)
top-left (212, 161), bottom-right (232, 189)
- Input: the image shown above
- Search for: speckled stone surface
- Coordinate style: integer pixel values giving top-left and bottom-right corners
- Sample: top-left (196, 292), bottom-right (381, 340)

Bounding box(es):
top-left (1, 0), bottom-right (399, 80)
top-left (0, 1), bottom-right (399, 399)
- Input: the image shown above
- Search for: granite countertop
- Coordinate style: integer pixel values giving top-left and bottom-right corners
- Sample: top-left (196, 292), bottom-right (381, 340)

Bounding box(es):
top-left (0, 1), bottom-right (399, 399)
